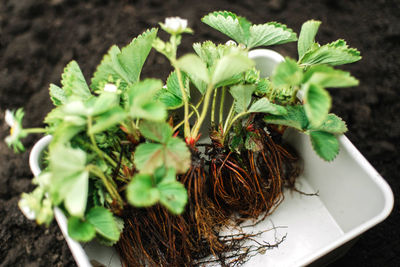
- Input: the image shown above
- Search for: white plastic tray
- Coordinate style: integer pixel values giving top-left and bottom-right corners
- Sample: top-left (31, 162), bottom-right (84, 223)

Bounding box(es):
top-left (29, 49), bottom-right (394, 267)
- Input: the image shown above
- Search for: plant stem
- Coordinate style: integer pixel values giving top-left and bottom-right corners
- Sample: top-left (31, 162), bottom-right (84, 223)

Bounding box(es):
top-left (87, 116), bottom-right (117, 168)
top-left (173, 95), bottom-right (205, 132)
top-left (174, 64), bottom-right (191, 138)
top-left (87, 165), bottom-right (123, 208)
top-left (219, 86), bottom-right (226, 125)
top-left (222, 112), bottom-right (247, 144)
top-left (24, 128), bottom-right (47, 134)
top-left (211, 88), bottom-right (218, 127)
top-left (190, 83), bottom-right (214, 139)
top-left (190, 103), bottom-right (200, 120)
top-left (223, 104), bottom-right (235, 135)
top-left (290, 86), bottom-right (300, 103)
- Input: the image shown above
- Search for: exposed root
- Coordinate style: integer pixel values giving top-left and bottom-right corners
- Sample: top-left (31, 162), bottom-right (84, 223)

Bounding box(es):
top-left (115, 124), bottom-right (302, 266)
top-left (206, 125), bottom-right (299, 222)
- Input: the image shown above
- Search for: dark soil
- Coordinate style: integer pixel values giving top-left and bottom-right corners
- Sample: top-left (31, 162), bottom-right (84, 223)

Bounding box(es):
top-left (0, 0), bottom-right (399, 266)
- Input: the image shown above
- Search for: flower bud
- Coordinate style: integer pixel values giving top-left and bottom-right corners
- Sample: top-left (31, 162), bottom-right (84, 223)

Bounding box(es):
top-left (165, 17), bottom-right (187, 32)
top-left (225, 40), bottom-right (237, 46)
top-left (104, 83), bottom-right (117, 93)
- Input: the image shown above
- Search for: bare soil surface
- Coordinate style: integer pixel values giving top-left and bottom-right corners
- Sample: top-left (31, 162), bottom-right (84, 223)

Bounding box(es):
top-left (0, 0), bottom-right (399, 266)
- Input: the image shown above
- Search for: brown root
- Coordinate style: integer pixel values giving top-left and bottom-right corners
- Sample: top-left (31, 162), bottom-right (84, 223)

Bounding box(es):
top-left (206, 126), bottom-right (299, 222)
top-left (115, 125), bottom-right (302, 266)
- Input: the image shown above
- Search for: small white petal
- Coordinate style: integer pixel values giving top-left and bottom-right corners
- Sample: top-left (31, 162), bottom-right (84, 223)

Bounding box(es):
top-left (5, 110), bottom-right (15, 127)
top-left (164, 17), bottom-right (188, 33)
top-left (104, 83), bottom-right (117, 93)
top-left (225, 40), bottom-right (237, 46)
top-left (19, 199), bottom-right (36, 220)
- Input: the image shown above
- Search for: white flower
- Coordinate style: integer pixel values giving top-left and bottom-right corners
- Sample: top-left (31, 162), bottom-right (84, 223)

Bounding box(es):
top-left (225, 40), bottom-right (237, 46)
top-left (5, 109), bottom-right (15, 127)
top-left (4, 109), bottom-right (21, 144)
top-left (4, 108), bottom-right (26, 152)
top-left (104, 83), bottom-right (117, 93)
top-left (164, 17), bottom-right (188, 34)
top-left (18, 197), bottom-right (36, 220)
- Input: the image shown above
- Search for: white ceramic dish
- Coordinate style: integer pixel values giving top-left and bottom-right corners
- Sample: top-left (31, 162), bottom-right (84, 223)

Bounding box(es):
top-left (29, 49), bottom-right (394, 267)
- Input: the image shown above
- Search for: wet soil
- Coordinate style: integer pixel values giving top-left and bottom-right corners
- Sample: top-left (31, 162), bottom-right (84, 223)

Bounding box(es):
top-left (0, 0), bottom-right (399, 266)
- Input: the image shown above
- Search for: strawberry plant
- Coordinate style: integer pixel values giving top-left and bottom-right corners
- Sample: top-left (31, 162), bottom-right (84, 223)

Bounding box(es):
top-left (5, 11), bottom-right (360, 266)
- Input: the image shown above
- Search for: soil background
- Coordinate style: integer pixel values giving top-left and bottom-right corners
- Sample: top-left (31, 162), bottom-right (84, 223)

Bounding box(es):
top-left (0, 0), bottom-right (399, 266)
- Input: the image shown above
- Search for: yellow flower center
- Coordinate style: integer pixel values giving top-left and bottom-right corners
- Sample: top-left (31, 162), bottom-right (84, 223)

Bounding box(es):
top-left (10, 126), bottom-right (15, 136)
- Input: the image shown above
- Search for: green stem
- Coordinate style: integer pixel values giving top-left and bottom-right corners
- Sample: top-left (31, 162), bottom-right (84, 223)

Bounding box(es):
top-left (223, 104), bottom-right (235, 135)
top-left (174, 64), bottom-right (191, 138)
top-left (173, 95), bottom-right (205, 132)
top-left (87, 165), bottom-right (123, 208)
top-left (222, 112), bottom-right (247, 144)
top-left (210, 88), bottom-right (218, 127)
top-left (24, 128), bottom-right (47, 134)
top-left (219, 86), bottom-right (226, 125)
top-left (87, 116), bottom-right (117, 168)
top-left (290, 85), bottom-right (300, 104)
top-left (190, 83), bottom-right (214, 139)
top-left (190, 103), bottom-right (200, 120)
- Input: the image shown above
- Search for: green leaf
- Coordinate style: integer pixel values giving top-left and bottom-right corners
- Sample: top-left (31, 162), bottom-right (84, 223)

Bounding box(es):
top-left (245, 132), bottom-right (263, 152)
top-left (201, 12), bottom-right (296, 49)
top-left (211, 53), bottom-right (254, 85)
top-left (90, 107), bottom-right (126, 134)
top-left (64, 171), bottom-right (89, 217)
top-left (90, 92), bottom-right (120, 116)
top-left (272, 58), bottom-right (303, 87)
top-left (158, 181), bottom-right (188, 215)
top-left (303, 65), bottom-right (359, 88)
top-left (153, 166), bottom-right (168, 184)
top-left (67, 217), bottom-right (96, 242)
top-left (247, 22), bottom-right (297, 49)
top-left (127, 79), bottom-right (166, 121)
top-left (126, 174), bottom-right (160, 207)
top-left (50, 122), bottom-right (84, 145)
top-left (91, 29), bottom-right (157, 91)
top-left (86, 207), bottom-right (121, 241)
top-left (156, 89), bottom-right (182, 109)
top-left (248, 98), bottom-right (287, 115)
top-left (139, 121), bottom-right (173, 143)
top-left (264, 105), bottom-right (309, 131)
top-left (255, 78), bottom-right (271, 96)
top-left (164, 138), bottom-right (191, 174)
top-left (230, 84), bottom-right (256, 113)
top-left (193, 41), bottom-right (220, 67)
top-left (62, 100), bottom-right (89, 117)
top-left (49, 84), bottom-right (67, 106)
top-left (50, 144), bottom-right (87, 180)
top-left (134, 143), bottom-right (164, 174)
top-left (90, 46), bottom-right (123, 92)
top-left (117, 28), bottom-right (158, 84)
top-left (156, 71), bottom-right (189, 109)
top-left (61, 61), bottom-right (92, 100)
top-left (158, 167), bottom-right (176, 184)
top-left (201, 11), bottom-right (251, 45)
top-left (177, 54), bottom-right (210, 84)
top-left (309, 114), bottom-right (347, 134)
top-left (49, 145), bottom-right (89, 216)
top-left (303, 83), bottom-right (331, 127)
top-left (167, 71), bottom-right (189, 99)
top-left (134, 137), bottom-right (191, 174)
top-left (300, 39), bottom-right (361, 66)
top-left (298, 20), bottom-right (321, 60)
top-left (310, 131), bottom-right (339, 161)
top-left (137, 103), bottom-right (167, 121)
